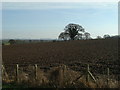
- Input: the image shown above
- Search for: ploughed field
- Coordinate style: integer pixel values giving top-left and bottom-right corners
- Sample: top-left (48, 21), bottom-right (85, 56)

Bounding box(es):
top-left (2, 38), bottom-right (119, 75)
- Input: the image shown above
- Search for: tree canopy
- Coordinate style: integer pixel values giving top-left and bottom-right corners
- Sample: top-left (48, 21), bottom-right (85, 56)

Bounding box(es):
top-left (8, 39), bottom-right (16, 45)
top-left (59, 23), bottom-right (91, 40)
top-left (103, 34), bottom-right (110, 39)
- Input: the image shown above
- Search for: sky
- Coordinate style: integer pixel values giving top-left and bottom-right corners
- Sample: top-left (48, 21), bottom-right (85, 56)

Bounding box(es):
top-left (1, 2), bottom-right (118, 39)
top-left (2, 0), bottom-right (119, 2)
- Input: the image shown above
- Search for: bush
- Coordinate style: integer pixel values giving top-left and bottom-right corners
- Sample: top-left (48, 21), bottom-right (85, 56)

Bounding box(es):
top-left (8, 39), bottom-right (16, 45)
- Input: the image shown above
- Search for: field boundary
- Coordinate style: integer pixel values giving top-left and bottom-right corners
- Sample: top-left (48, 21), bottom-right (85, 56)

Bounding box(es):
top-left (2, 63), bottom-right (119, 88)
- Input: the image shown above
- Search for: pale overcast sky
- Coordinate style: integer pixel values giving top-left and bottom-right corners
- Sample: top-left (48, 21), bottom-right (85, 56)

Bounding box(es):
top-left (2, 2), bottom-right (118, 39)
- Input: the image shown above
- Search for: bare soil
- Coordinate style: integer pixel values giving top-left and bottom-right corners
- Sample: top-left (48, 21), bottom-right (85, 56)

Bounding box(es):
top-left (2, 38), bottom-right (119, 75)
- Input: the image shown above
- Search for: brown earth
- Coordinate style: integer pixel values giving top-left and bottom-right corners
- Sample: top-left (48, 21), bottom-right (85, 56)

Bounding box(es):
top-left (2, 38), bottom-right (119, 75)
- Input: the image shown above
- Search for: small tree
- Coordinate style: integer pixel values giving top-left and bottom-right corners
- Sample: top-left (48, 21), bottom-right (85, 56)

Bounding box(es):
top-left (97, 36), bottom-right (102, 39)
top-left (103, 34), bottom-right (110, 39)
top-left (84, 32), bottom-right (91, 39)
top-left (8, 39), bottom-right (16, 44)
top-left (29, 40), bottom-right (32, 43)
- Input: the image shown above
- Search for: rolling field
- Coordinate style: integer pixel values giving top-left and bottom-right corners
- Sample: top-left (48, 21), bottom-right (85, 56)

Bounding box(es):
top-left (2, 38), bottom-right (119, 75)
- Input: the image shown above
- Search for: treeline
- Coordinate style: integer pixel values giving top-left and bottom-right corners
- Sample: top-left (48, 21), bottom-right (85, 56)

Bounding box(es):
top-left (2, 39), bottom-right (58, 45)
top-left (2, 35), bottom-right (120, 45)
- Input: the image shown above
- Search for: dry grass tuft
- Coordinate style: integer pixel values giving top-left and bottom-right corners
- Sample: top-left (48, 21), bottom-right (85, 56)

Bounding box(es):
top-left (48, 64), bottom-right (87, 88)
top-left (35, 68), bottom-right (49, 86)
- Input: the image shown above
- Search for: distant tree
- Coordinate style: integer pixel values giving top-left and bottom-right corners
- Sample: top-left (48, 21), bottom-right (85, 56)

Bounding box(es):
top-left (103, 34), bottom-right (110, 39)
top-left (8, 39), bottom-right (16, 44)
top-left (29, 40), bottom-right (32, 43)
top-left (2, 43), bottom-right (4, 45)
top-left (59, 23), bottom-right (85, 40)
top-left (52, 40), bottom-right (57, 42)
top-left (40, 40), bottom-right (43, 42)
top-left (84, 32), bottom-right (91, 39)
top-left (97, 36), bottom-right (102, 39)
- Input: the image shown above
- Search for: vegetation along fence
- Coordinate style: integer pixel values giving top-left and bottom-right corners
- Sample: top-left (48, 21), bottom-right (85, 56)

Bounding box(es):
top-left (2, 63), bottom-right (120, 88)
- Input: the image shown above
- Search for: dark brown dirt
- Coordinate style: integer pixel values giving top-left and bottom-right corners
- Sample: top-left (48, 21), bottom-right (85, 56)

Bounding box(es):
top-left (2, 38), bottom-right (119, 75)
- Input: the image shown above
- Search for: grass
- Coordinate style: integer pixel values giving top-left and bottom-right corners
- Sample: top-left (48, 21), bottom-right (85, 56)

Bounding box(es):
top-left (2, 64), bottom-right (120, 88)
top-left (2, 83), bottom-right (28, 90)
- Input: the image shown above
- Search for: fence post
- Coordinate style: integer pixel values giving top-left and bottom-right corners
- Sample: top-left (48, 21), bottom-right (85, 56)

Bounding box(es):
top-left (107, 68), bottom-right (109, 85)
top-left (2, 65), bottom-right (9, 81)
top-left (16, 64), bottom-right (19, 83)
top-left (35, 64), bottom-right (38, 80)
top-left (88, 71), bottom-right (97, 83)
top-left (2, 65), bottom-right (4, 80)
top-left (87, 64), bottom-right (90, 82)
top-left (2, 65), bottom-right (3, 77)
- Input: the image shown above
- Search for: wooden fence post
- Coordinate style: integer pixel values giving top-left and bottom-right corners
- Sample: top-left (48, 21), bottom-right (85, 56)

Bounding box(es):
top-left (16, 64), bottom-right (19, 83)
top-left (2, 65), bottom-right (4, 80)
top-left (2, 65), bottom-right (3, 77)
top-left (35, 64), bottom-right (38, 80)
top-left (87, 64), bottom-right (90, 82)
top-left (86, 64), bottom-right (98, 86)
top-left (107, 68), bottom-right (109, 85)
top-left (2, 65), bottom-right (9, 81)
top-left (88, 71), bottom-right (97, 83)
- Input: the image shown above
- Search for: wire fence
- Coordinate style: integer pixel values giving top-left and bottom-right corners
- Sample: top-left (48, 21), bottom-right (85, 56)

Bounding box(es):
top-left (2, 63), bottom-right (120, 88)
